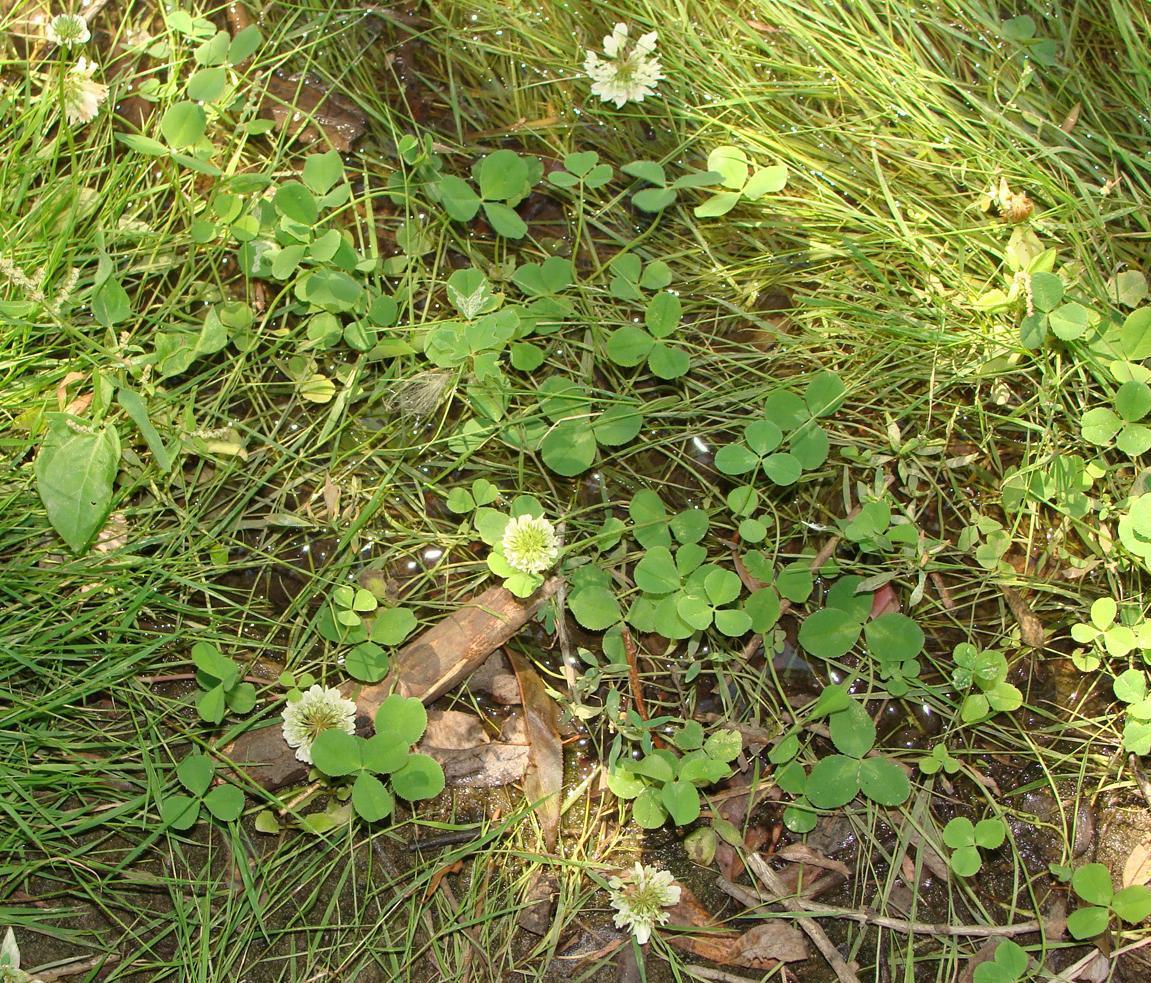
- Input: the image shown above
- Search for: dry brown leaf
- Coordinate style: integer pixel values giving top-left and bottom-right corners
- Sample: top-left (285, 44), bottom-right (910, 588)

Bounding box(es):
top-left (517, 870), bottom-right (558, 935)
top-left (727, 922), bottom-right (808, 965)
top-left (1123, 839), bottom-right (1151, 888)
top-left (322, 474), bottom-right (340, 522)
top-left (423, 859), bottom-right (463, 900)
top-left (775, 843), bottom-right (852, 879)
top-left (422, 709), bottom-right (490, 750)
top-left (1001, 586), bottom-right (1045, 648)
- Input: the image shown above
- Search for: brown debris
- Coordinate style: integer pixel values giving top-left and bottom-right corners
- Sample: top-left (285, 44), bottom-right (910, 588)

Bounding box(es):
top-left (223, 578), bottom-right (561, 790)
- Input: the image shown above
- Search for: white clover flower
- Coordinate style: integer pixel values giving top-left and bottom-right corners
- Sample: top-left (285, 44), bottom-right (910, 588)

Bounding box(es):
top-left (61, 57), bottom-right (108, 126)
top-left (607, 862), bottom-right (681, 945)
top-left (281, 685), bottom-right (357, 764)
top-left (0, 928), bottom-right (43, 983)
top-left (46, 13), bottom-right (90, 47)
top-left (500, 514), bottom-right (559, 575)
top-left (584, 22), bottom-right (664, 109)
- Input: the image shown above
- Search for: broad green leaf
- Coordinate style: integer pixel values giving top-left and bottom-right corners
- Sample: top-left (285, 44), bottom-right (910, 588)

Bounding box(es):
top-left (302, 150), bottom-right (344, 195)
top-left (1029, 271), bottom-right (1064, 312)
top-left (540, 423), bottom-right (597, 476)
top-left (742, 164), bottom-right (788, 198)
top-left (694, 191), bottom-right (742, 217)
top-left (351, 772), bottom-right (394, 821)
top-left (1112, 885), bottom-right (1151, 923)
top-left (203, 784), bottom-right (245, 822)
top-left (186, 66), bottom-right (227, 102)
top-left (1080, 407), bottom-right (1123, 445)
top-left (477, 149), bottom-right (530, 201)
top-left (1066, 905), bottom-right (1110, 940)
top-left (864, 614), bottom-right (924, 664)
top-left (177, 753), bottom-right (214, 796)
top-left (761, 452), bottom-right (801, 485)
top-left (482, 201), bottom-right (528, 239)
top-left (390, 754), bottom-right (445, 801)
top-left (706, 145), bottom-right (749, 189)
top-left (950, 845), bottom-right (982, 878)
top-left (1120, 307), bottom-right (1151, 360)
top-left (1117, 423), bottom-right (1151, 456)
top-left (857, 757), bottom-right (911, 805)
top-left (632, 787), bottom-right (669, 829)
top-left (1071, 863), bottom-right (1113, 906)
top-left (1048, 301), bottom-right (1091, 340)
top-left (1117, 381), bottom-right (1151, 422)
top-left (309, 729), bottom-right (362, 777)
top-left (375, 694), bottom-right (427, 746)
top-left (568, 586), bottom-right (622, 630)
top-left (745, 588), bottom-right (782, 632)
top-left (703, 729), bottom-right (742, 762)
top-left (704, 568), bottom-right (742, 606)
top-left (370, 608), bottom-right (417, 646)
top-left (645, 291), bottom-right (682, 338)
top-left (798, 608), bottom-right (861, 660)
top-left (227, 23), bottom-right (262, 64)
top-left (160, 101), bottom-right (207, 148)
top-left (714, 443), bottom-right (759, 475)
top-left (744, 419), bottom-right (783, 455)
top-left (274, 181), bottom-right (318, 225)
top-left (633, 547), bottom-right (681, 594)
top-left (437, 175), bottom-right (481, 221)
top-left (632, 187), bottom-right (676, 212)
top-left (92, 276), bottom-right (131, 326)
top-left (594, 403), bottom-right (644, 446)
top-left (943, 817), bottom-right (975, 848)
top-left (621, 160), bottom-right (666, 185)
top-left (660, 780), bottom-right (701, 825)
top-left (974, 818), bottom-right (1006, 849)
top-left (805, 755), bottom-right (860, 808)
top-left (605, 325), bottom-right (653, 367)
top-left (226, 682), bottom-right (257, 715)
top-left (828, 701), bottom-right (876, 758)
top-left (646, 342), bottom-right (691, 379)
top-left (196, 684), bottom-right (227, 724)
top-left (161, 794), bottom-right (200, 830)
top-left (345, 641), bottom-right (390, 683)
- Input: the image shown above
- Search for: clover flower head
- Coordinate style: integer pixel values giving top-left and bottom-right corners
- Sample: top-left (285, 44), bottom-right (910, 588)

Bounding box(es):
top-left (46, 13), bottom-right (90, 47)
top-left (281, 685), bottom-right (357, 764)
top-left (584, 22), bottom-right (664, 109)
top-left (607, 862), bottom-right (681, 945)
top-left (500, 514), bottom-right (559, 575)
top-left (0, 928), bottom-right (43, 983)
top-left (61, 56), bottom-right (108, 126)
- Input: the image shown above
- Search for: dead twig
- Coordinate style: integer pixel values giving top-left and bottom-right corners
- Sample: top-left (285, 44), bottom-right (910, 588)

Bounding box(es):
top-left (747, 854), bottom-right (862, 983)
top-left (726, 867), bottom-right (1044, 938)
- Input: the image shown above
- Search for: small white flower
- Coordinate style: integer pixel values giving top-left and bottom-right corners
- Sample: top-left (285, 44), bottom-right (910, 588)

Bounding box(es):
top-left (584, 22), bottom-right (664, 109)
top-left (0, 928), bottom-right (44, 983)
top-left (500, 514), bottom-right (559, 575)
top-left (607, 862), bottom-right (681, 945)
top-left (46, 13), bottom-right (90, 47)
top-left (61, 56), bottom-right (108, 126)
top-left (281, 685), bottom-right (357, 764)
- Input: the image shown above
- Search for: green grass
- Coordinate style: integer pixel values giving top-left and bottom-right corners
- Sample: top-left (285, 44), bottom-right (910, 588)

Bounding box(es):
top-left (2, 0), bottom-right (1151, 979)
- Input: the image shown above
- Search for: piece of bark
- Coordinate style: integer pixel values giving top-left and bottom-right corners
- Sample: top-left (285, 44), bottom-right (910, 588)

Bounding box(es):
top-left (507, 650), bottom-right (563, 851)
top-left (507, 650), bottom-right (564, 934)
top-left (223, 578), bottom-right (560, 789)
top-left (423, 743), bottom-right (528, 788)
